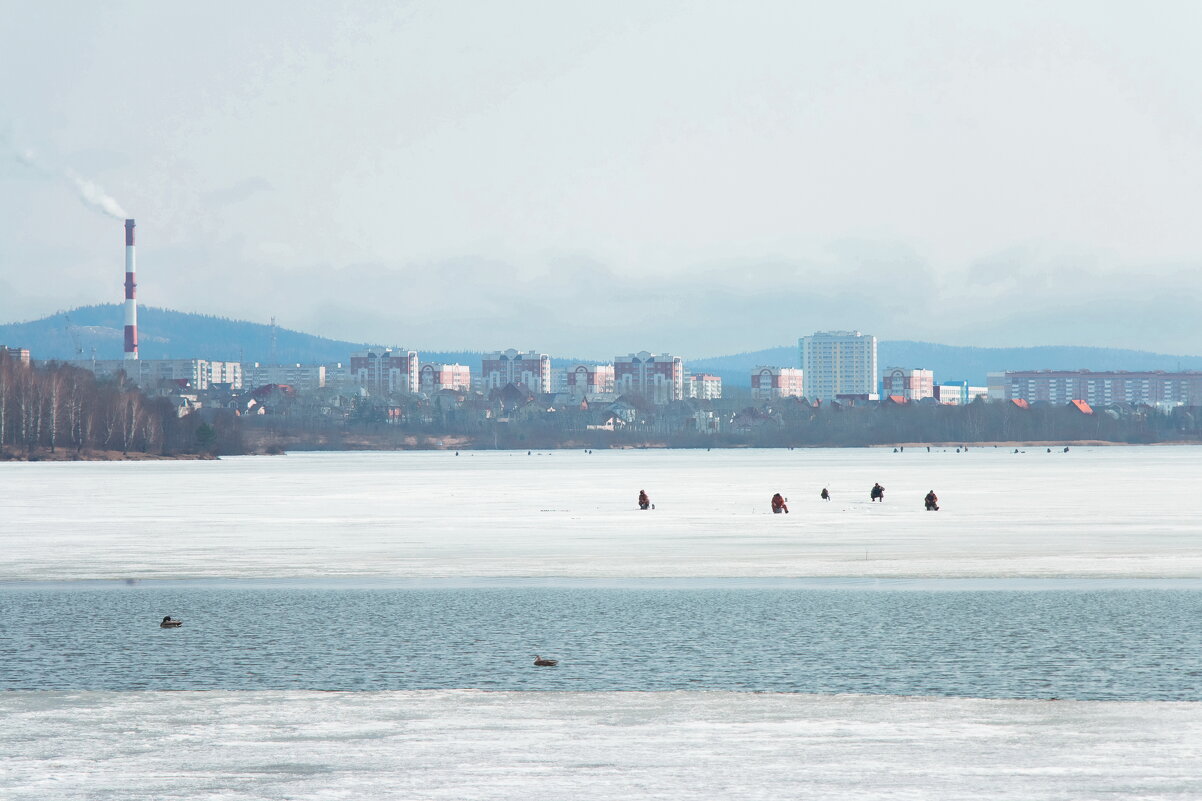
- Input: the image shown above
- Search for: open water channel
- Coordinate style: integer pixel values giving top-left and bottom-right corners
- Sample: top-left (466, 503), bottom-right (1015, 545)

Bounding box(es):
top-left (3, 578), bottom-right (1200, 700)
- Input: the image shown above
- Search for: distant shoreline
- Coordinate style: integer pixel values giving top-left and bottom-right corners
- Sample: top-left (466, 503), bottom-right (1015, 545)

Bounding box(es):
top-left (5, 440), bottom-right (1196, 461)
top-left (873, 440), bottom-right (1136, 448)
top-left (241, 438), bottom-right (1194, 454)
top-left (0, 449), bottom-right (216, 462)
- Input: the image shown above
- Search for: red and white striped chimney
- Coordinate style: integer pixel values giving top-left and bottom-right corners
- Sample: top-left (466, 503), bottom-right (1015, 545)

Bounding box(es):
top-left (123, 218), bottom-right (138, 360)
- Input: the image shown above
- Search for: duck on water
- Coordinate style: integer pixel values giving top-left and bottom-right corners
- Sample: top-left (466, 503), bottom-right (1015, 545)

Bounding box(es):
top-left (160, 616), bottom-right (182, 628)
top-left (534, 655), bottom-right (558, 666)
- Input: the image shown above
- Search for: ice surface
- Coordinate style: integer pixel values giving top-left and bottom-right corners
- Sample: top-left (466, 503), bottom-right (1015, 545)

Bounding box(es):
top-left (2, 447), bottom-right (1201, 580)
top-left (2, 446), bottom-right (1201, 580)
top-left (4, 449), bottom-right (1200, 798)
top-left (2, 691), bottom-right (1201, 800)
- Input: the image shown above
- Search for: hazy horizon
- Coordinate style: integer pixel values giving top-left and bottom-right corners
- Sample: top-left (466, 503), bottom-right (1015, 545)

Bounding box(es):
top-left (5, 2), bottom-right (1202, 355)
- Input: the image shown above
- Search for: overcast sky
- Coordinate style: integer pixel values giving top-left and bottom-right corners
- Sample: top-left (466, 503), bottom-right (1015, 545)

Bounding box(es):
top-left (4, 1), bottom-right (1202, 358)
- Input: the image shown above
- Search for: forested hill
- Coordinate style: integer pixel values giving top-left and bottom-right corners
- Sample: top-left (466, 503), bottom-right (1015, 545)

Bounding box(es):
top-left (4, 305), bottom-right (1201, 385)
top-left (0, 305), bottom-right (488, 366)
top-left (689, 341), bottom-right (1202, 387)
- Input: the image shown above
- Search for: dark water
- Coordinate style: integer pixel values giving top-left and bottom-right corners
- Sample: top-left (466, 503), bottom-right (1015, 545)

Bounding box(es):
top-left (2, 581), bottom-right (1200, 700)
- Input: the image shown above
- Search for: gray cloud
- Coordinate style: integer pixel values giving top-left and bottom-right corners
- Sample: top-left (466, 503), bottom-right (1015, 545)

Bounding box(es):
top-left (4, 2), bottom-right (1202, 356)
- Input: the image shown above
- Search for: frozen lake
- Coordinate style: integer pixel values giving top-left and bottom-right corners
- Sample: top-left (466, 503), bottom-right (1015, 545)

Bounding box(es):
top-left (4, 448), bottom-right (1201, 798)
top-left (2, 446), bottom-right (1202, 580)
top-left (4, 691), bottom-right (1202, 800)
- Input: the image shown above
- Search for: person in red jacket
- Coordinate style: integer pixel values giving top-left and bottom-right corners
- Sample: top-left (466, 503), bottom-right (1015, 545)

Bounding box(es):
top-left (638, 490), bottom-right (651, 510)
top-left (771, 493), bottom-right (789, 514)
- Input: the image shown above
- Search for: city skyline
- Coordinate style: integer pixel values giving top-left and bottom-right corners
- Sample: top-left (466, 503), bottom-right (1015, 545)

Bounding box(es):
top-left (6, 3), bottom-right (1202, 356)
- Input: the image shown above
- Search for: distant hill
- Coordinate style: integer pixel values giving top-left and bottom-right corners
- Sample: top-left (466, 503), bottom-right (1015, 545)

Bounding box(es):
top-left (689, 341), bottom-right (1202, 387)
top-left (0, 305), bottom-right (584, 368)
top-left (4, 306), bottom-right (1201, 386)
top-left (0, 305), bottom-right (363, 364)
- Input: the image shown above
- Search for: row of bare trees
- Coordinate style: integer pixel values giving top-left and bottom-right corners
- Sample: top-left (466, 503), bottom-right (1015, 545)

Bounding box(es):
top-left (0, 352), bottom-right (221, 457)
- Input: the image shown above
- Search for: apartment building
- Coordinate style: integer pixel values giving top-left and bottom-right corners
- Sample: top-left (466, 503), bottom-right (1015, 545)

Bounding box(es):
top-left (799, 331), bottom-right (877, 402)
top-left (614, 351), bottom-right (685, 404)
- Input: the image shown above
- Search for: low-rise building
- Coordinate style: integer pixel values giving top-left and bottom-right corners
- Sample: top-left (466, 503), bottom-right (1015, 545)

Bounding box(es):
top-left (935, 382), bottom-right (965, 405)
top-left (564, 363), bottom-right (615, 399)
top-left (1003, 370), bottom-right (1202, 407)
top-left (751, 366), bottom-right (804, 401)
top-left (987, 372), bottom-right (1007, 402)
top-left (69, 358), bottom-right (243, 390)
top-left (420, 362), bottom-right (471, 393)
top-left (934, 381), bottom-right (989, 405)
top-left (2, 346), bottom-right (31, 365)
top-left (242, 363), bottom-right (327, 393)
top-left (322, 362), bottom-right (353, 392)
top-left (881, 367), bottom-right (934, 401)
top-left (687, 373), bottom-right (722, 400)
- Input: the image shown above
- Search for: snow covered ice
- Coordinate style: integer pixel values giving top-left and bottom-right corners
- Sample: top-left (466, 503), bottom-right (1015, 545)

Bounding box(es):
top-left (4, 447), bottom-right (1202, 798)
top-left (3, 446), bottom-right (1202, 581)
top-left (4, 691), bottom-right (1202, 801)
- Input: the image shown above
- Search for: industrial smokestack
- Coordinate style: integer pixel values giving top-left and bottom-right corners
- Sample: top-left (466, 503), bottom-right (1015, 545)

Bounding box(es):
top-left (124, 218), bottom-right (138, 360)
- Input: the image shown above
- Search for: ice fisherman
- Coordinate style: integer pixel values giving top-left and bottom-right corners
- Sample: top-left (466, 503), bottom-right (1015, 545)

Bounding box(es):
top-left (924, 490), bottom-right (939, 511)
top-left (771, 493), bottom-right (789, 514)
top-left (870, 483), bottom-right (885, 502)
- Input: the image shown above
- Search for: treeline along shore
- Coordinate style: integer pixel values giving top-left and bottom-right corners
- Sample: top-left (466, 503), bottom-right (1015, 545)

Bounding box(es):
top-left (0, 351), bottom-right (235, 460)
top-left (241, 396), bottom-right (1202, 453)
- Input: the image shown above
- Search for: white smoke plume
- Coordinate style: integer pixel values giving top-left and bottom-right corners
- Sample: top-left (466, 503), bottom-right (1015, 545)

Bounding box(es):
top-left (11, 144), bottom-right (129, 219)
top-left (65, 170), bottom-right (129, 219)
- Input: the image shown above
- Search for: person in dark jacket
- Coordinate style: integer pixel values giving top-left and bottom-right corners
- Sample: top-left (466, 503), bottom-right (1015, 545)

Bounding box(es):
top-left (870, 483), bottom-right (885, 502)
top-left (638, 490), bottom-right (650, 510)
top-left (924, 490), bottom-right (939, 511)
top-left (820, 488), bottom-right (830, 501)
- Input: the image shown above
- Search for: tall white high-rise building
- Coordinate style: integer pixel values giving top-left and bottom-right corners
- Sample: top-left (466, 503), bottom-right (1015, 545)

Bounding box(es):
top-left (799, 331), bottom-right (878, 402)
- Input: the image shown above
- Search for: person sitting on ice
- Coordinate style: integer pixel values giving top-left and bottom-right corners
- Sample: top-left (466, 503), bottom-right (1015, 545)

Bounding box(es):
top-left (820, 488), bottom-right (830, 501)
top-left (638, 490), bottom-right (651, 510)
top-left (924, 490), bottom-right (939, 511)
top-left (771, 493), bottom-right (789, 514)
top-left (870, 483), bottom-right (885, 502)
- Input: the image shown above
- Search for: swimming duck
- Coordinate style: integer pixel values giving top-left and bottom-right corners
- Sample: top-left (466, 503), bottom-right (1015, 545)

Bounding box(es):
top-left (533, 655), bottom-right (558, 667)
top-left (160, 616), bottom-right (183, 628)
